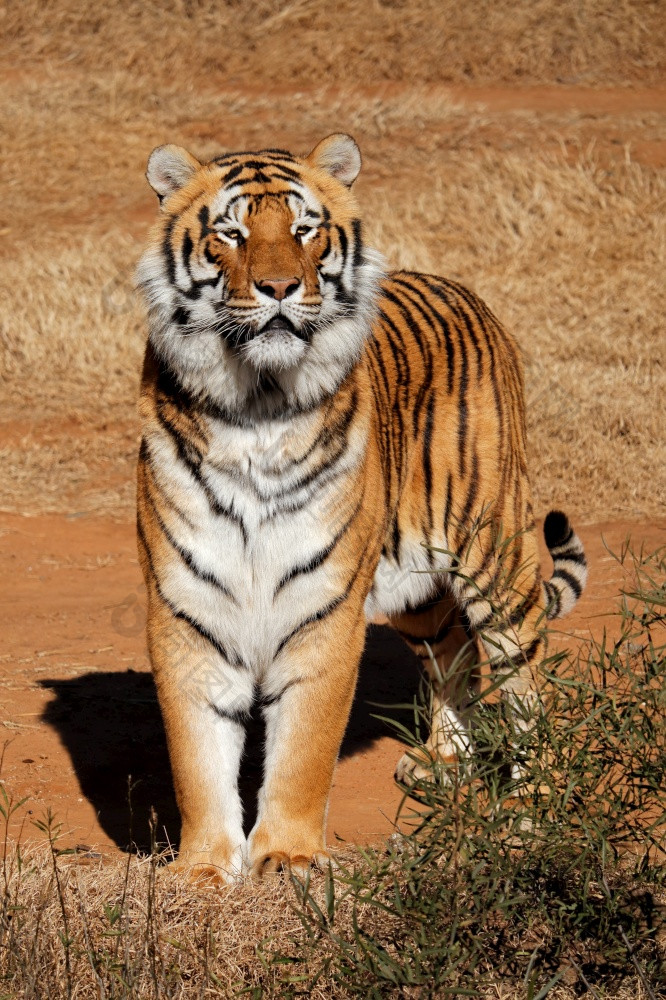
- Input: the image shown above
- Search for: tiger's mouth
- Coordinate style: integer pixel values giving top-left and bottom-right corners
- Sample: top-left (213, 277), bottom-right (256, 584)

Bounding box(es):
top-left (259, 315), bottom-right (311, 342)
top-left (238, 312), bottom-right (312, 373)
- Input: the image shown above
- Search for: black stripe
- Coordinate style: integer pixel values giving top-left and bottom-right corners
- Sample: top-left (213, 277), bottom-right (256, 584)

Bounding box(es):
top-left (274, 495), bottom-right (362, 597)
top-left (274, 595), bottom-right (345, 659)
top-left (156, 407), bottom-right (248, 544)
top-left (384, 289), bottom-right (434, 439)
top-left (506, 578), bottom-right (541, 626)
top-left (467, 545), bottom-right (495, 585)
top-left (321, 388), bottom-right (359, 447)
top-left (551, 567), bottom-right (583, 599)
top-left (138, 519), bottom-right (245, 669)
top-left (321, 271), bottom-right (357, 305)
top-left (259, 676), bottom-right (305, 709)
top-left (162, 216), bottom-right (177, 285)
top-left (220, 164), bottom-right (244, 185)
top-left (391, 278), bottom-right (444, 351)
top-left (517, 635), bottom-right (543, 664)
top-left (432, 278), bottom-right (484, 376)
top-left (490, 634), bottom-right (542, 670)
top-left (375, 315), bottom-right (407, 485)
top-left (181, 231), bottom-right (194, 275)
top-left (368, 336), bottom-right (393, 403)
top-left (401, 277), bottom-right (455, 391)
top-left (319, 233), bottom-right (331, 261)
top-left (288, 411), bottom-right (332, 467)
top-left (543, 580), bottom-right (562, 619)
top-left (269, 172), bottom-right (305, 186)
top-left (259, 466), bottom-right (347, 523)
top-left (443, 473), bottom-right (453, 536)
top-left (377, 309), bottom-right (410, 389)
top-left (274, 551), bottom-right (365, 658)
top-left (155, 404), bottom-right (203, 466)
top-left (182, 275), bottom-right (222, 301)
top-left (422, 392), bottom-right (435, 543)
top-left (454, 452), bottom-right (480, 558)
top-left (210, 703), bottom-right (248, 726)
top-left (257, 148), bottom-right (294, 158)
top-left (141, 443), bottom-right (196, 530)
top-left (418, 278), bottom-right (470, 475)
top-left (198, 205), bottom-right (210, 237)
top-left (431, 277), bottom-right (506, 479)
top-left (273, 434), bottom-right (349, 500)
top-left (553, 549), bottom-right (586, 566)
top-left (351, 219), bottom-right (363, 267)
top-left (142, 476), bottom-right (237, 602)
top-left (461, 450), bottom-right (480, 524)
top-left (336, 225), bottom-right (348, 262)
top-left (381, 286), bottom-right (429, 361)
top-left (267, 162), bottom-right (301, 179)
top-left (240, 159), bottom-right (271, 171)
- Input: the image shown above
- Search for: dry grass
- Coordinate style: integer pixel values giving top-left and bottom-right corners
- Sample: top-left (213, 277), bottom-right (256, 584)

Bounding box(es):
top-left (1, 85), bottom-right (664, 518)
top-left (3, 0), bottom-right (664, 88)
top-left (1, 3), bottom-right (665, 519)
top-left (0, 845), bottom-right (657, 999)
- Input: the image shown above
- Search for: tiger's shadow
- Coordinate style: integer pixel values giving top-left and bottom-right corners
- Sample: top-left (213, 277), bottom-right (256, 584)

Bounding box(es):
top-left (40, 625), bottom-right (421, 852)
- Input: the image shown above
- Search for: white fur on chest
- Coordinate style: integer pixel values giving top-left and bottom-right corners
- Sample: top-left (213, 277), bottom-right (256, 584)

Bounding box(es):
top-left (147, 413), bottom-right (363, 677)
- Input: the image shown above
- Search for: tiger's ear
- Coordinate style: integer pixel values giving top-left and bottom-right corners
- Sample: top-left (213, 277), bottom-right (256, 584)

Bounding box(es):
top-left (306, 134), bottom-right (362, 187)
top-left (146, 145), bottom-right (202, 203)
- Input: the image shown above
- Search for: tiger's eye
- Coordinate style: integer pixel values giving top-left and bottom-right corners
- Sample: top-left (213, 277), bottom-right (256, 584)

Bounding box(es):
top-left (219, 229), bottom-right (242, 245)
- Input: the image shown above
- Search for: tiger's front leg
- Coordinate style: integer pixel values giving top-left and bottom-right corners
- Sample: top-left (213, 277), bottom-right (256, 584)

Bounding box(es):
top-left (247, 608), bottom-right (367, 879)
top-left (147, 597), bottom-right (254, 884)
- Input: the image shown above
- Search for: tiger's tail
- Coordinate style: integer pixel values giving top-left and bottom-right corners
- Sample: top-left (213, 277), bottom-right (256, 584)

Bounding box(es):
top-left (542, 510), bottom-right (588, 620)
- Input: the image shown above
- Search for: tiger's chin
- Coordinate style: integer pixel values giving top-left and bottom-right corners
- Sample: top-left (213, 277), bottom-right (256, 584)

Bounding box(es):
top-left (239, 325), bottom-right (310, 373)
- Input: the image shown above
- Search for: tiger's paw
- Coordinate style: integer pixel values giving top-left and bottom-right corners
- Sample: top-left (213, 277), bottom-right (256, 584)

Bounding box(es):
top-left (250, 849), bottom-right (333, 881)
top-left (394, 746), bottom-right (436, 786)
top-left (394, 746), bottom-right (463, 789)
top-left (169, 845), bottom-right (244, 886)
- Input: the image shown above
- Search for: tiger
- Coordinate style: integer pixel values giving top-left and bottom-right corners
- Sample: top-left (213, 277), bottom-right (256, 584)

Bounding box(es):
top-left (136, 133), bottom-right (587, 883)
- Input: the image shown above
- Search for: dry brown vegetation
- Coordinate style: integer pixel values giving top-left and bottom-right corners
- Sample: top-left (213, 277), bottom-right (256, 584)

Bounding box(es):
top-left (1, 0), bottom-right (665, 520)
top-left (0, 845), bottom-right (652, 1000)
top-left (3, 0), bottom-right (665, 88)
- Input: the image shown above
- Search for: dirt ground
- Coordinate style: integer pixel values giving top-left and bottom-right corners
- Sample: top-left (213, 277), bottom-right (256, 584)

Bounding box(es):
top-left (1, 506), bottom-right (664, 857)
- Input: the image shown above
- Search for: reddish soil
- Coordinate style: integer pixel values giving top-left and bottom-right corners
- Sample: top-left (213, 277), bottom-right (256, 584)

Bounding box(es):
top-left (1, 508), bottom-right (664, 858)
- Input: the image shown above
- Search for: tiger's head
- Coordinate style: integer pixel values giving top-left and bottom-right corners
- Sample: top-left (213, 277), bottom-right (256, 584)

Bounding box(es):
top-left (137, 134), bottom-right (383, 417)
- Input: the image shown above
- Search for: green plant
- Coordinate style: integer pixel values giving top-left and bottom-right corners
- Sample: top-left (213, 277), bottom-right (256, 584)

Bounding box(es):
top-left (267, 542), bottom-right (666, 998)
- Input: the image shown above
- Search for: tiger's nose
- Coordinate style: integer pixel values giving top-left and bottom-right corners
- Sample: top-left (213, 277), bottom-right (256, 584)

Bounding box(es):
top-left (256, 277), bottom-right (300, 301)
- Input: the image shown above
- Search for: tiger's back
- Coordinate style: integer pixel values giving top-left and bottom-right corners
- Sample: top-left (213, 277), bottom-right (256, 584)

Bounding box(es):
top-left (362, 271), bottom-right (534, 620)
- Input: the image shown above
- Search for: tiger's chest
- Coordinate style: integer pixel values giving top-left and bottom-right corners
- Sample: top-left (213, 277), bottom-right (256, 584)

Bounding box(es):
top-left (146, 412), bottom-right (364, 673)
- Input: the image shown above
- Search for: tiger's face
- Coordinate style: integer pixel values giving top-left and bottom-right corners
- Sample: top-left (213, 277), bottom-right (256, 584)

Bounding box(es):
top-left (137, 134), bottom-right (383, 417)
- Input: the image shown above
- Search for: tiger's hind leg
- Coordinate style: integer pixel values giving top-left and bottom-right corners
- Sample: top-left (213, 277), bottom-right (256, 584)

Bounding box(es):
top-left (391, 594), bottom-right (481, 785)
top-left (453, 526), bottom-right (547, 787)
